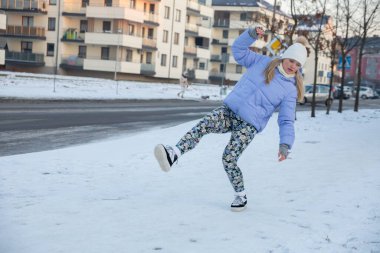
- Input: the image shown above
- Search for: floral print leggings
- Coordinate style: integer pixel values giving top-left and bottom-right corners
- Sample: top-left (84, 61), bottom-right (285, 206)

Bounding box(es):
top-left (176, 105), bottom-right (257, 193)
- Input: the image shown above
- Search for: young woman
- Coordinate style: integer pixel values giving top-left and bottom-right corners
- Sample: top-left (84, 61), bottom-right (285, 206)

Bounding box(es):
top-left (154, 27), bottom-right (308, 212)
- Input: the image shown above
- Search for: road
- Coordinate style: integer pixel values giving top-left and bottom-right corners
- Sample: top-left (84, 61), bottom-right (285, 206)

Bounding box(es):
top-left (1, 98), bottom-right (379, 157)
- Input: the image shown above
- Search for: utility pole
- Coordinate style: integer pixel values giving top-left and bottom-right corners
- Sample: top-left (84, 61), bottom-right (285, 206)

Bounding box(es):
top-left (114, 28), bottom-right (122, 94)
top-left (53, 0), bottom-right (61, 93)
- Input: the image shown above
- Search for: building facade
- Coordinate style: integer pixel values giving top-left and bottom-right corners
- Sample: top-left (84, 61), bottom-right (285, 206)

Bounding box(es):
top-left (0, 0), bottom-right (214, 81)
top-left (0, 0), bottom-right (333, 85)
top-left (0, 10), bottom-right (6, 65)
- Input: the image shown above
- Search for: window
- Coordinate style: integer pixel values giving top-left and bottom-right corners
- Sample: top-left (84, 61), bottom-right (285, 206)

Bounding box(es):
top-left (82, 0), bottom-right (89, 7)
top-left (147, 28), bottom-right (154, 39)
top-left (48, 18), bottom-right (55, 31)
top-left (236, 65), bottom-right (243, 74)
top-left (49, 0), bottom-right (56, 5)
top-left (21, 41), bottom-right (32, 53)
top-left (105, 0), bottom-right (112, 7)
top-left (222, 30), bottom-right (228, 39)
top-left (175, 9), bottom-right (181, 22)
top-left (126, 49), bottom-right (133, 62)
top-left (130, 0), bottom-right (136, 9)
top-left (184, 37), bottom-right (188, 46)
top-left (174, 32), bottom-right (179, 45)
top-left (172, 55), bottom-right (178, 68)
top-left (161, 54), bottom-right (167, 66)
top-left (78, 46), bottom-right (86, 58)
top-left (101, 47), bottom-right (109, 60)
top-left (146, 52), bottom-right (152, 64)
top-left (149, 4), bottom-right (155, 14)
top-left (219, 64), bottom-right (225, 72)
top-left (46, 43), bottom-right (54, 56)
top-left (128, 24), bottom-right (135, 35)
top-left (22, 16), bottom-right (34, 27)
top-left (199, 62), bottom-right (206, 70)
top-left (163, 30), bottom-right (168, 43)
top-left (80, 20), bottom-right (88, 33)
top-left (103, 21), bottom-right (111, 32)
top-left (240, 13), bottom-right (247, 21)
top-left (164, 6), bottom-right (170, 19)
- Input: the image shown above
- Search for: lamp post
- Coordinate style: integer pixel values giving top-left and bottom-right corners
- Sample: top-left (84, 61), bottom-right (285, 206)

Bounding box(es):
top-left (114, 28), bottom-right (122, 94)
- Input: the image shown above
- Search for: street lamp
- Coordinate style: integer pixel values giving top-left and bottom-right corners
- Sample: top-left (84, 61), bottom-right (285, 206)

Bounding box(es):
top-left (114, 28), bottom-right (122, 94)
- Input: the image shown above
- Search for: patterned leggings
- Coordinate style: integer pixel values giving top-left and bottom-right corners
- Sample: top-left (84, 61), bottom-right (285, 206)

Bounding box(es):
top-left (176, 105), bottom-right (257, 193)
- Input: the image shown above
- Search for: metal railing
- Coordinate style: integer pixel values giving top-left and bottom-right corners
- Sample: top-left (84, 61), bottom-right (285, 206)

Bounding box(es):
top-left (3, 25), bottom-right (45, 37)
top-left (61, 55), bottom-right (84, 67)
top-left (0, 0), bottom-right (46, 11)
top-left (6, 51), bottom-right (44, 63)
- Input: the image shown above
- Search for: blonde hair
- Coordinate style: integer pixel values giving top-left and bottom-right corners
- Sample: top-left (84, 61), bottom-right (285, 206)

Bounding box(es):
top-left (264, 58), bottom-right (304, 102)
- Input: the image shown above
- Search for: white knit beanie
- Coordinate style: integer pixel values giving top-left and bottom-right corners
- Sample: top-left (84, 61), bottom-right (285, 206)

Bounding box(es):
top-left (281, 43), bottom-right (307, 67)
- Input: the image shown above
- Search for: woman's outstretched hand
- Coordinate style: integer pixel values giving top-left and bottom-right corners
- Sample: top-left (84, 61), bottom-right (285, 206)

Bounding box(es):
top-left (278, 144), bottom-right (290, 162)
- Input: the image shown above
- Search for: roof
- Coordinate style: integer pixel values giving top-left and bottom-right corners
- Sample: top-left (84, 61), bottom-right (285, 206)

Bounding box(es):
top-left (212, 0), bottom-right (289, 16)
top-left (212, 0), bottom-right (260, 6)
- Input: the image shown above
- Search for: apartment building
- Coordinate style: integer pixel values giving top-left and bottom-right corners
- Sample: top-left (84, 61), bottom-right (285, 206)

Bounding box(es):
top-left (0, 10), bottom-right (6, 65)
top-left (0, 0), bottom-right (214, 81)
top-left (210, 0), bottom-right (292, 84)
top-left (296, 15), bottom-right (334, 85)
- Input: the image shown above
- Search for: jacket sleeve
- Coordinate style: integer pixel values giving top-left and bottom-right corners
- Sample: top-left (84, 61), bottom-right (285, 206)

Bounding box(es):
top-left (277, 91), bottom-right (297, 149)
top-left (232, 29), bottom-right (268, 68)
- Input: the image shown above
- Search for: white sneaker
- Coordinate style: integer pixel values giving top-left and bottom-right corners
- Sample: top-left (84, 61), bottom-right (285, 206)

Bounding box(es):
top-left (231, 194), bottom-right (247, 212)
top-left (154, 144), bottom-right (178, 172)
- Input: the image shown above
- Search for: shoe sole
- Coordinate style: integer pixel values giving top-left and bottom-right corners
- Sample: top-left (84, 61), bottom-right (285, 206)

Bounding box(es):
top-left (231, 205), bottom-right (247, 212)
top-left (154, 144), bottom-right (171, 172)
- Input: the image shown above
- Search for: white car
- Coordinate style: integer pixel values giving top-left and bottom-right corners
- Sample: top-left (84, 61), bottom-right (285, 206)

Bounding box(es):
top-left (353, 86), bottom-right (375, 99)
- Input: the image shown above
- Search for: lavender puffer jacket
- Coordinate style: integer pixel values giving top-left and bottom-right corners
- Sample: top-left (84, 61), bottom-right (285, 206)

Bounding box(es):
top-left (223, 29), bottom-right (297, 148)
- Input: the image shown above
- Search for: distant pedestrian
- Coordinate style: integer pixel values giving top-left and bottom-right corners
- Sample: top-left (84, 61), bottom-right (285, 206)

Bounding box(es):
top-left (177, 74), bottom-right (189, 98)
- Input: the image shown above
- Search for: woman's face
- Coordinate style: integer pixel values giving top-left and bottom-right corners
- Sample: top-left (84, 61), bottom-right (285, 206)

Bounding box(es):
top-left (282, 59), bottom-right (301, 75)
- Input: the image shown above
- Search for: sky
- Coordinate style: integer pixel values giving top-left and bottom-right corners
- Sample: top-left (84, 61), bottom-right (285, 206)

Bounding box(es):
top-left (0, 72), bottom-right (379, 253)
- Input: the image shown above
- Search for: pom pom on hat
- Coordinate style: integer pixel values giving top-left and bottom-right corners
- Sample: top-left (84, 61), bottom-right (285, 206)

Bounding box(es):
top-left (281, 37), bottom-right (308, 66)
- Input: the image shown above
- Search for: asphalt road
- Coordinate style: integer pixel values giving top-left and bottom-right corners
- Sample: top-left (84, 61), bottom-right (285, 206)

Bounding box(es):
top-left (1, 98), bottom-right (379, 157)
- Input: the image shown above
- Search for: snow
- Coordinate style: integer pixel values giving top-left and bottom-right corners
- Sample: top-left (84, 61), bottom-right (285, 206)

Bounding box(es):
top-left (0, 71), bottom-right (380, 253)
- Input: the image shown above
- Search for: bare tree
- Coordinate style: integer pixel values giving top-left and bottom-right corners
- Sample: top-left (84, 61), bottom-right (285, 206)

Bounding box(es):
top-left (326, 0), bottom-right (340, 115)
top-left (295, 0), bottom-right (330, 117)
top-left (353, 0), bottom-right (380, 111)
top-left (335, 0), bottom-right (361, 113)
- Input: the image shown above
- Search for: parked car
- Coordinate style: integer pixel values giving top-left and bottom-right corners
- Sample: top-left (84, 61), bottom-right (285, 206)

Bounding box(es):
top-left (300, 84), bottom-right (334, 106)
top-left (333, 86), bottom-right (352, 99)
top-left (352, 86), bottom-right (376, 99)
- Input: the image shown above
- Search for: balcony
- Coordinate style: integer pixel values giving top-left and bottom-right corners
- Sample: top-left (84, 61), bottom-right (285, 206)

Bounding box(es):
top-left (184, 46), bottom-right (197, 57)
top-left (85, 30), bottom-right (142, 49)
top-left (143, 12), bottom-right (159, 26)
top-left (140, 63), bottom-right (155, 76)
top-left (213, 19), bottom-right (229, 28)
top-left (185, 23), bottom-right (199, 36)
top-left (142, 38), bottom-right (157, 50)
top-left (196, 47), bottom-right (210, 60)
top-left (0, 0), bottom-right (47, 14)
top-left (62, 3), bottom-right (86, 16)
top-left (5, 51), bottom-right (45, 66)
top-left (187, 0), bottom-right (200, 16)
top-left (60, 55), bottom-right (84, 70)
top-left (61, 28), bottom-right (84, 43)
top-left (1, 25), bottom-right (46, 40)
top-left (84, 57), bottom-right (141, 74)
top-left (211, 53), bottom-right (229, 63)
top-left (86, 4), bottom-right (144, 23)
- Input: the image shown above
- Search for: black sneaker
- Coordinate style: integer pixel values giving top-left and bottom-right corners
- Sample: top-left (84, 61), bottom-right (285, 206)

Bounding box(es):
top-left (231, 195), bottom-right (247, 212)
top-left (154, 144), bottom-right (178, 172)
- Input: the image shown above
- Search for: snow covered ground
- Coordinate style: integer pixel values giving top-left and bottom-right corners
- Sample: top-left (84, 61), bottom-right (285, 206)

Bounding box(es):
top-left (0, 72), bottom-right (379, 253)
